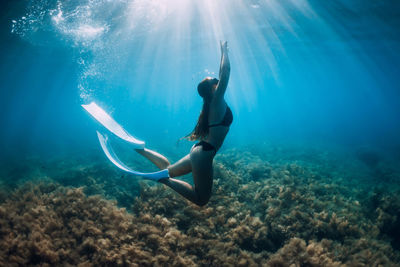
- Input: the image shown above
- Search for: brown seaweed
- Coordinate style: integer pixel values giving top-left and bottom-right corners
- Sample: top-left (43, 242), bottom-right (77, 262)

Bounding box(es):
top-left (0, 147), bottom-right (399, 266)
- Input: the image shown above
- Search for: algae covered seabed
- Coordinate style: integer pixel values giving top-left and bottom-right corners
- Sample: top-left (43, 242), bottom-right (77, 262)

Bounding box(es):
top-left (0, 143), bottom-right (399, 266)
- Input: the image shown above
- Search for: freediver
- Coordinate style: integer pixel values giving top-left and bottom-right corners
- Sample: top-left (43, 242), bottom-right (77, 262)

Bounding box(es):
top-left (134, 41), bottom-right (232, 206)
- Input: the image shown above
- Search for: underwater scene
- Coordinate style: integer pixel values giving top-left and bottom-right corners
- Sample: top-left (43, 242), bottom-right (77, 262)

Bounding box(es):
top-left (1, 0), bottom-right (400, 266)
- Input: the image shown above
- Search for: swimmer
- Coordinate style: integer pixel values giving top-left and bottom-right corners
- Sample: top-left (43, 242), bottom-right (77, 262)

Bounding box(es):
top-left (135, 41), bottom-right (232, 206)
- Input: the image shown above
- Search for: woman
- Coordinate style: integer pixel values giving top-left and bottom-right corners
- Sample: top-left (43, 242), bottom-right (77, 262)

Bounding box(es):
top-left (135, 41), bottom-right (231, 206)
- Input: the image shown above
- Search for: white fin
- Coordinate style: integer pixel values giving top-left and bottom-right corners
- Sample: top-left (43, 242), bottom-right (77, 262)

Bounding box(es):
top-left (97, 131), bottom-right (169, 181)
top-left (82, 102), bottom-right (145, 149)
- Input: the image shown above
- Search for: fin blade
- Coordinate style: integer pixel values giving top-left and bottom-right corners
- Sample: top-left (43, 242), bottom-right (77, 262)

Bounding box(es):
top-left (82, 102), bottom-right (145, 149)
top-left (97, 131), bottom-right (169, 181)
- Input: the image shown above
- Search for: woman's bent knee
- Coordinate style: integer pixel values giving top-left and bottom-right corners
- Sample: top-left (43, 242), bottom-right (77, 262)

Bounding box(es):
top-left (194, 194), bottom-right (211, 206)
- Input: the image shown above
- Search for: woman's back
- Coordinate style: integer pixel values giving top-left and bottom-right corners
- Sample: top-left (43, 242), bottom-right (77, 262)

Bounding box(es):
top-left (206, 99), bottom-right (232, 150)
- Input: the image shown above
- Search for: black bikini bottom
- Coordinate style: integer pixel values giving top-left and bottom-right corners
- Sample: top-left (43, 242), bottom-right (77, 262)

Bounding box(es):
top-left (194, 141), bottom-right (217, 154)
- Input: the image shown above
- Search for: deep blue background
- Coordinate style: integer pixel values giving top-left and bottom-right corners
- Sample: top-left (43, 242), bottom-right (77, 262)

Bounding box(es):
top-left (1, 0), bottom-right (399, 161)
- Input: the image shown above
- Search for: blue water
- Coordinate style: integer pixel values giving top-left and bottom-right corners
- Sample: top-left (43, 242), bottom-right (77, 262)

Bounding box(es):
top-left (1, 0), bottom-right (399, 161)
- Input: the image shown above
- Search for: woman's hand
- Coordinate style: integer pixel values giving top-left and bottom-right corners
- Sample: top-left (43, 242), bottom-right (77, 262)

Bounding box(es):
top-left (220, 40), bottom-right (228, 55)
top-left (215, 41), bottom-right (230, 99)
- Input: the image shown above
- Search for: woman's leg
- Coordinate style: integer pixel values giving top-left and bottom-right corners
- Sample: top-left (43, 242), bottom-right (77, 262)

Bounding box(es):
top-left (135, 148), bottom-right (170, 169)
top-left (135, 146), bottom-right (213, 206)
top-left (135, 148), bottom-right (192, 176)
top-left (161, 146), bottom-right (214, 206)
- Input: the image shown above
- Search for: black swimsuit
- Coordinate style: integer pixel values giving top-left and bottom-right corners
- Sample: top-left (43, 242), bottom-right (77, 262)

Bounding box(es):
top-left (194, 106), bottom-right (233, 154)
top-left (208, 106), bottom-right (233, 128)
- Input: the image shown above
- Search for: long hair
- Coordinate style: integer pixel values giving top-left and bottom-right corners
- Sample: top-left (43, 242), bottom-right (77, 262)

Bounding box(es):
top-left (184, 78), bottom-right (216, 141)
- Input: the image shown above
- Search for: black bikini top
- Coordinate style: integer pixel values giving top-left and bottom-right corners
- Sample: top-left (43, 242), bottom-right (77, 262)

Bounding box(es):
top-left (209, 106), bottom-right (233, 128)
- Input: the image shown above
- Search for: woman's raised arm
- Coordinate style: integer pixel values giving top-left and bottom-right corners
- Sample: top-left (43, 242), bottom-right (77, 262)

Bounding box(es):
top-left (214, 41), bottom-right (231, 100)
